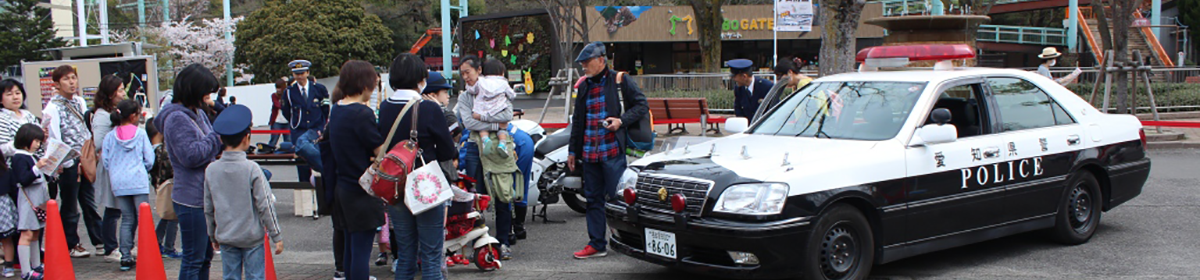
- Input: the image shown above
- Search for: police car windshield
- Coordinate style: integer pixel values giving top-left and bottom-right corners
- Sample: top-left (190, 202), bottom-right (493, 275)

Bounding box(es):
top-left (751, 81), bottom-right (926, 140)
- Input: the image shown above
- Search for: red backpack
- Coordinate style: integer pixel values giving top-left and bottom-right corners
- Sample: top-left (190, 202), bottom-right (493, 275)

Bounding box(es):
top-left (367, 98), bottom-right (422, 205)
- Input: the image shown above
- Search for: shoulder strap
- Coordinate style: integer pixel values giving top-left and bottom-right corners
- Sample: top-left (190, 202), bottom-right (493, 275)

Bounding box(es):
top-left (409, 99), bottom-right (420, 141)
top-left (616, 72), bottom-right (627, 113)
top-left (57, 98), bottom-right (85, 123)
top-left (376, 98), bottom-right (420, 161)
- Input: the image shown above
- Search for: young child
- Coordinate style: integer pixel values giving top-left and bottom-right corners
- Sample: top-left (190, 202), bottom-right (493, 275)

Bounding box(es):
top-left (100, 100), bottom-right (155, 271)
top-left (423, 72), bottom-right (461, 140)
top-left (12, 124), bottom-right (48, 280)
top-left (470, 59), bottom-right (516, 144)
top-left (146, 118), bottom-right (182, 259)
top-left (204, 104), bottom-right (283, 280)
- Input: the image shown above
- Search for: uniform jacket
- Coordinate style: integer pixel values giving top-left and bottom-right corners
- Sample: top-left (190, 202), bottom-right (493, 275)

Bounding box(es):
top-left (282, 78), bottom-right (329, 131)
top-left (569, 68), bottom-right (650, 157)
top-left (734, 77), bottom-right (775, 120)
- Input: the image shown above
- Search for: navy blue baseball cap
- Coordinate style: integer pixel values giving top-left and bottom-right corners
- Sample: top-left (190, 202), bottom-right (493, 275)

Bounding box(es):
top-left (424, 72), bottom-right (453, 95)
top-left (575, 42), bottom-right (606, 63)
top-left (726, 59), bottom-right (754, 76)
top-left (213, 104), bottom-right (253, 135)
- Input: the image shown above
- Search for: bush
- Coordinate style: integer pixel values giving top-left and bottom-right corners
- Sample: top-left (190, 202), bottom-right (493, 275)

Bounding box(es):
top-left (1065, 83), bottom-right (1200, 109)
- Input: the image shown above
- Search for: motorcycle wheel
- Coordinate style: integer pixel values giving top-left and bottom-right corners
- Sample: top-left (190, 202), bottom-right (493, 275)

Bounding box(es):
top-left (475, 244), bottom-right (502, 271)
top-left (562, 191), bottom-right (587, 214)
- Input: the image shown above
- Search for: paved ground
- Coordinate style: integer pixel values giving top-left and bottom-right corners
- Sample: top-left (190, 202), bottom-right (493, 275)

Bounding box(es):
top-left (51, 101), bottom-right (1200, 279)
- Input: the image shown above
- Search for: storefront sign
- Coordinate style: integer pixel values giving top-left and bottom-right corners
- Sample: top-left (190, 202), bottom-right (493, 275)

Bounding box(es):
top-left (776, 0), bottom-right (814, 32)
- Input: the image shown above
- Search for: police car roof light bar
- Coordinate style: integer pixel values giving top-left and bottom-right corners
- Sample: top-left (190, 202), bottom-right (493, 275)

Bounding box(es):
top-left (856, 44), bottom-right (976, 72)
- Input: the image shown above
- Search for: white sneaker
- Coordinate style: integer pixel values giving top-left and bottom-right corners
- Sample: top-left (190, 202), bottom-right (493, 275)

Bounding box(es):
top-left (104, 251), bottom-right (122, 263)
top-left (69, 246), bottom-right (91, 258)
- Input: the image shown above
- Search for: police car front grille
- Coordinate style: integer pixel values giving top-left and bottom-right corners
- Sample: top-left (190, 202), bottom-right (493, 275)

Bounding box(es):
top-left (633, 174), bottom-right (714, 217)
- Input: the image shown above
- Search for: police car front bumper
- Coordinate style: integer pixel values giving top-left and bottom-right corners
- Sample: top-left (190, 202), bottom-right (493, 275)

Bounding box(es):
top-left (605, 203), bottom-right (813, 279)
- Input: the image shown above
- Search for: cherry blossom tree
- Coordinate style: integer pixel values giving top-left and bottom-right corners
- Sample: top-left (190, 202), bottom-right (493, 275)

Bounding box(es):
top-left (150, 16), bottom-right (242, 80)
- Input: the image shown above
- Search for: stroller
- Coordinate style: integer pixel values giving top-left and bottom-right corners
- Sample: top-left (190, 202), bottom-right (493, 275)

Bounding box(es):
top-left (444, 173), bottom-right (503, 271)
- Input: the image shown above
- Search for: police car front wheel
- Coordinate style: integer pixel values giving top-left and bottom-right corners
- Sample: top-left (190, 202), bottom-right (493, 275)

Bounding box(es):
top-left (1052, 171), bottom-right (1103, 245)
top-left (803, 204), bottom-right (874, 280)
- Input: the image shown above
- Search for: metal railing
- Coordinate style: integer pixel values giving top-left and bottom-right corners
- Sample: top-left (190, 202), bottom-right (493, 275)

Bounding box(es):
top-left (630, 67), bottom-right (1200, 113)
top-left (977, 24), bottom-right (1068, 45)
top-left (876, 0), bottom-right (1040, 17)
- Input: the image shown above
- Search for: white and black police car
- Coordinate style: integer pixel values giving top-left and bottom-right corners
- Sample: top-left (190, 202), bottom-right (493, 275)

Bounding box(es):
top-left (605, 44), bottom-right (1151, 280)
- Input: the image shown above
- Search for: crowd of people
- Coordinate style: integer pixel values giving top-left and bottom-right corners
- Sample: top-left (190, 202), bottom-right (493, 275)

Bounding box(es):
top-left (0, 39), bottom-right (658, 280)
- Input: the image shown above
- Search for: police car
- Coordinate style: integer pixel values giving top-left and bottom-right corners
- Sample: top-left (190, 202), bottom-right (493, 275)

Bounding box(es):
top-left (605, 44), bottom-right (1151, 280)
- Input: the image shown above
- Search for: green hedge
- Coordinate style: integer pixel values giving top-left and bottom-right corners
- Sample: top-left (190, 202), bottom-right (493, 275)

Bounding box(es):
top-left (1065, 83), bottom-right (1200, 109)
top-left (645, 83), bottom-right (1200, 112)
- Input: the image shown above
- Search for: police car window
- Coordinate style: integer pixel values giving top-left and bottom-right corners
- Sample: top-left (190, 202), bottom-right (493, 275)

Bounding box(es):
top-left (752, 81), bottom-right (926, 140)
top-left (931, 84), bottom-right (988, 138)
top-left (988, 78), bottom-right (1068, 131)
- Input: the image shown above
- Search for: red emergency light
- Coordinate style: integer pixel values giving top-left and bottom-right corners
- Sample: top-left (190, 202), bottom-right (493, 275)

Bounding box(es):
top-left (623, 188), bottom-right (637, 205)
top-left (670, 194), bottom-right (687, 213)
top-left (855, 44), bottom-right (976, 62)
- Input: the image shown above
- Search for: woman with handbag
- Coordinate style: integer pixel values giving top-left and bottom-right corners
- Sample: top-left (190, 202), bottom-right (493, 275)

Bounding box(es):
top-left (153, 64), bottom-right (223, 280)
top-left (90, 75), bottom-right (127, 261)
top-left (326, 60), bottom-right (387, 280)
top-left (379, 54), bottom-right (458, 280)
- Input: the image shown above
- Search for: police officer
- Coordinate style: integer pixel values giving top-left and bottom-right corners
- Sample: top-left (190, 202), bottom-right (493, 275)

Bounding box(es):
top-left (728, 59), bottom-right (774, 122)
top-left (281, 60), bottom-right (328, 189)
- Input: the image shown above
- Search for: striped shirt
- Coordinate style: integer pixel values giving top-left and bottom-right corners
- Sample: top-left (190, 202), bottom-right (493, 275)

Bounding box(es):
top-left (0, 109), bottom-right (38, 145)
top-left (582, 77), bottom-right (619, 163)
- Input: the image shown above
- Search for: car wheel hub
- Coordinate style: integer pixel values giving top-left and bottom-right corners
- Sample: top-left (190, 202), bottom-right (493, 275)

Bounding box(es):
top-left (820, 224), bottom-right (857, 278)
top-left (1068, 185), bottom-right (1092, 231)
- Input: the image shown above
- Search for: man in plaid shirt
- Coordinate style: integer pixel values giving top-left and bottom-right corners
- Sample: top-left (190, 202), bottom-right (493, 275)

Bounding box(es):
top-left (568, 42), bottom-right (649, 259)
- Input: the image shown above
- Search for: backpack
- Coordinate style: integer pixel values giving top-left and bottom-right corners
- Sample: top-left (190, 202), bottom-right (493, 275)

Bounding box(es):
top-left (361, 98), bottom-right (421, 205)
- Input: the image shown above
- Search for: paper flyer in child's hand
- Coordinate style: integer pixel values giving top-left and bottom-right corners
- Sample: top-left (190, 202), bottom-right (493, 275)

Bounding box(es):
top-left (40, 139), bottom-right (77, 176)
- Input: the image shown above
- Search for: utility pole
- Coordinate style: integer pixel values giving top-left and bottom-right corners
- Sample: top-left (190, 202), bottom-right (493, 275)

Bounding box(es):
top-left (440, 0), bottom-right (469, 79)
top-left (224, 0), bottom-right (234, 86)
top-left (100, 0), bottom-right (110, 44)
top-left (1067, 0), bottom-right (1077, 51)
top-left (77, 0), bottom-right (87, 46)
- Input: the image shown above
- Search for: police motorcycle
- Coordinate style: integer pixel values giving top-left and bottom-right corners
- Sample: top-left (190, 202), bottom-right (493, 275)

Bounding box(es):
top-left (526, 122), bottom-right (588, 218)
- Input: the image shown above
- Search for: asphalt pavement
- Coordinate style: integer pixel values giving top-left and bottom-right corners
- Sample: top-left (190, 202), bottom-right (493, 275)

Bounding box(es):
top-left (67, 142), bottom-right (1200, 279)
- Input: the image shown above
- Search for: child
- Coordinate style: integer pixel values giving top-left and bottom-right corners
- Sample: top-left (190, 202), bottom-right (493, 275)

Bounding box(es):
top-left (423, 72), bottom-right (461, 141)
top-left (146, 118), bottom-right (181, 259)
top-left (204, 104), bottom-right (283, 280)
top-left (12, 124), bottom-right (49, 280)
top-left (470, 59), bottom-right (516, 144)
top-left (100, 100), bottom-right (155, 271)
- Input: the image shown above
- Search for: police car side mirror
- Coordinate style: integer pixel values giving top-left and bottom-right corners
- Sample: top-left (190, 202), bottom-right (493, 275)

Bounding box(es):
top-left (912, 124), bottom-right (959, 147)
top-left (930, 108), bottom-right (952, 125)
top-left (725, 117), bottom-right (750, 134)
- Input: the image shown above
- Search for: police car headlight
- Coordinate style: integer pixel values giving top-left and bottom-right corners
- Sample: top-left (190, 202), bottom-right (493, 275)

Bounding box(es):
top-left (713, 183), bottom-right (789, 215)
top-left (618, 169), bottom-right (639, 192)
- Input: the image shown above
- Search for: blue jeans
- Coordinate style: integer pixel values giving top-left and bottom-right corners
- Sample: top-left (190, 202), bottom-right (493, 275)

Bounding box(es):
top-left (344, 230), bottom-right (375, 280)
top-left (116, 195), bottom-right (148, 261)
top-left (267, 123), bottom-right (288, 147)
top-left (176, 202), bottom-right (213, 280)
top-left (390, 203), bottom-right (444, 280)
top-left (157, 219), bottom-right (179, 253)
top-left (461, 142), bottom-right (512, 246)
top-left (291, 128), bottom-right (323, 182)
top-left (220, 244), bottom-right (266, 280)
top-left (100, 207), bottom-right (120, 254)
top-left (580, 156), bottom-right (626, 251)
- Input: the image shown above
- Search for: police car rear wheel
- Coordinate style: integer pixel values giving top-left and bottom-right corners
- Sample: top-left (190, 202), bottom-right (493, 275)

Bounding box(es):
top-left (803, 204), bottom-right (874, 280)
top-left (1052, 171), bottom-right (1103, 245)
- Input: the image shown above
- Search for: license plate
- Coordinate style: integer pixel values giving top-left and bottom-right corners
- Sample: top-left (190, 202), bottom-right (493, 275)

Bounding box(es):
top-left (644, 228), bottom-right (677, 259)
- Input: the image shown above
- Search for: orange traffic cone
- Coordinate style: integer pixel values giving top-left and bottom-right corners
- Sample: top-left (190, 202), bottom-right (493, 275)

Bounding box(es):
top-left (135, 202), bottom-right (166, 279)
top-left (264, 233), bottom-right (277, 280)
top-left (43, 200), bottom-right (75, 280)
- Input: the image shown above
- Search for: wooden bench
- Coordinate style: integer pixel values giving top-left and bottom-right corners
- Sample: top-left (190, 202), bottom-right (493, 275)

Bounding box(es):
top-left (646, 98), bottom-right (723, 135)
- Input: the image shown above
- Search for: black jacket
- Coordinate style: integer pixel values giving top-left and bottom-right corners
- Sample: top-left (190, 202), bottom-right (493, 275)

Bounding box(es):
top-left (569, 68), bottom-right (650, 157)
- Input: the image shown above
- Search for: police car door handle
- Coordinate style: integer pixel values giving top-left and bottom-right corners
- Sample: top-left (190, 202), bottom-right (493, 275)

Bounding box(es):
top-left (1067, 135), bottom-right (1081, 146)
top-left (983, 147), bottom-right (1001, 159)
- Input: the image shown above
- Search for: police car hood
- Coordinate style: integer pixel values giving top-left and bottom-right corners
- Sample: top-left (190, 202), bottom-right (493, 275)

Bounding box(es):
top-left (634, 134), bottom-right (901, 195)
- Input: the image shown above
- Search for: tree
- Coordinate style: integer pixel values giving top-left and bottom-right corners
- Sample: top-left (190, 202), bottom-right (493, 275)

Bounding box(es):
top-left (0, 0), bottom-right (68, 70)
top-left (817, 0), bottom-right (865, 76)
top-left (234, 0), bottom-right (393, 82)
top-left (691, 0), bottom-right (723, 72)
top-left (542, 0), bottom-right (592, 71)
top-left (1179, 0), bottom-right (1200, 64)
top-left (1110, 0), bottom-right (1146, 114)
top-left (150, 16), bottom-right (241, 82)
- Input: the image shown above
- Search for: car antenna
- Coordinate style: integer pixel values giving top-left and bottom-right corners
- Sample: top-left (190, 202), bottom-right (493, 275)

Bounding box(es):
top-left (782, 152), bottom-right (791, 167)
top-left (682, 142), bottom-right (691, 154)
top-left (741, 145), bottom-right (751, 159)
top-left (709, 144), bottom-right (717, 157)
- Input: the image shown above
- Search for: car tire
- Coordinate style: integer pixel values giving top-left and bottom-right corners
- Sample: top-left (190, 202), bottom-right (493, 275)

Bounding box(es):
top-left (1051, 171), bottom-right (1103, 245)
top-left (562, 191), bottom-right (588, 214)
top-left (802, 204), bottom-right (874, 280)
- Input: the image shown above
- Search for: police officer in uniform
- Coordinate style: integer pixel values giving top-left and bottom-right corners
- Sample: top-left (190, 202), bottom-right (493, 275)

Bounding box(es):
top-left (728, 59), bottom-right (774, 122)
top-left (281, 59), bottom-right (328, 190)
